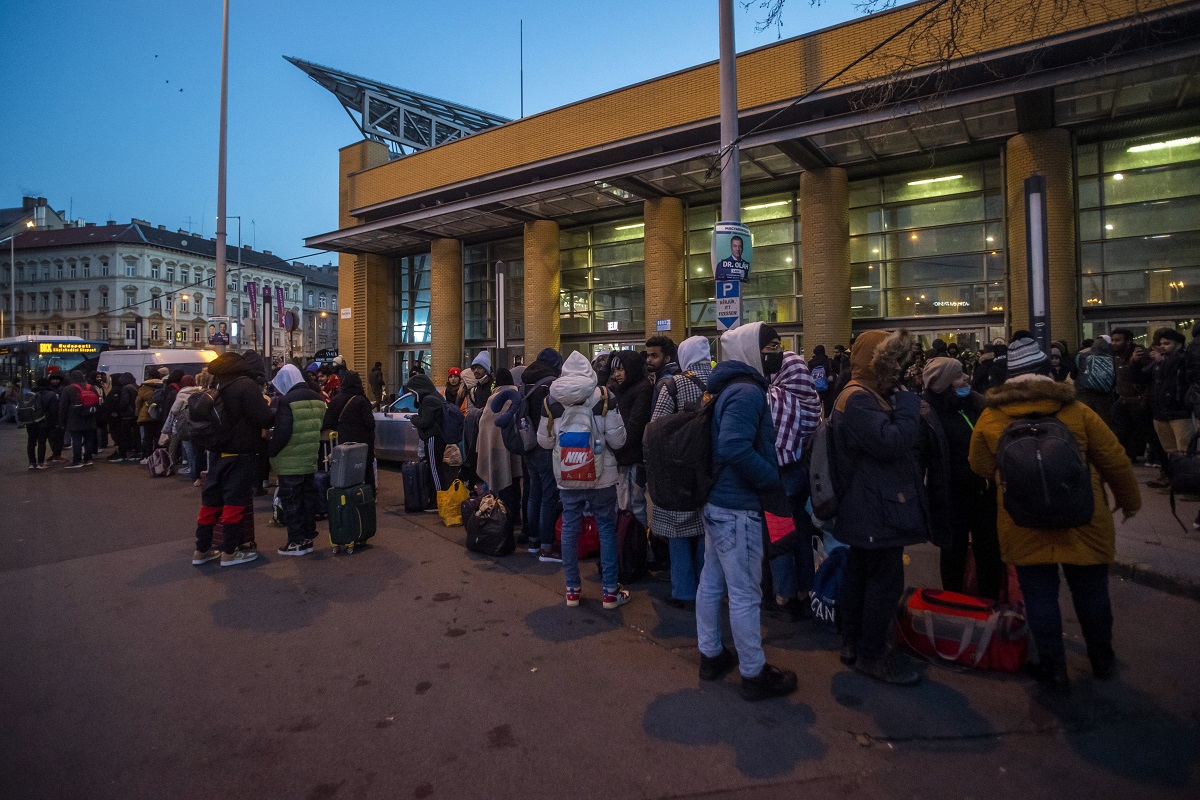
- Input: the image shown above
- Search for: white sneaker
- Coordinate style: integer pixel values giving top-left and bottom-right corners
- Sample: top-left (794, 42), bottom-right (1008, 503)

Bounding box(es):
top-left (220, 550), bottom-right (259, 568)
top-left (191, 549), bottom-right (220, 565)
top-left (277, 541), bottom-right (314, 556)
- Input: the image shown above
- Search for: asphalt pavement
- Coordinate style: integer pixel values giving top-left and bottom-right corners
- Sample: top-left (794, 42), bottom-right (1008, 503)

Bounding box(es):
top-left (0, 424), bottom-right (1197, 800)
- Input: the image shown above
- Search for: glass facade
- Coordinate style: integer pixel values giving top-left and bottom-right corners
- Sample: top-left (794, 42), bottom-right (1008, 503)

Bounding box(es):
top-left (463, 237), bottom-right (524, 344)
top-left (1077, 128), bottom-right (1200, 308)
top-left (686, 193), bottom-right (800, 328)
top-left (848, 161), bottom-right (1004, 319)
top-left (392, 253), bottom-right (431, 346)
top-left (559, 217), bottom-right (645, 336)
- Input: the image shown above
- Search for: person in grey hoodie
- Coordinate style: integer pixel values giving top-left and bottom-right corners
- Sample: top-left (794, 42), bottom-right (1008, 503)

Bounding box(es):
top-left (537, 351), bottom-right (628, 609)
top-left (696, 322), bottom-right (796, 702)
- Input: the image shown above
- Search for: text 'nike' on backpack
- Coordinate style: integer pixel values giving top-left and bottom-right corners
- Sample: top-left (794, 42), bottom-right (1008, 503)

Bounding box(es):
top-left (996, 414), bottom-right (1094, 528)
top-left (545, 388), bottom-right (609, 488)
top-left (186, 386), bottom-right (231, 451)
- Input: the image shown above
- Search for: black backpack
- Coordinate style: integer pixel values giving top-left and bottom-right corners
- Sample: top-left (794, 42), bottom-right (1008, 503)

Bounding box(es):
top-left (187, 385), bottom-right (232, 451)
top-left (440, 396), bottom-right (466, 443)
top-left (996, 414), bottom-right (1093, 528)
top-left (147, 385), bottom-right (168, 421)
top-left (643, 375), bottom-right (753, 512)
top-left (500, 376), bottom-right (554, 456)
top-left (16, 392), bottom-right (44, 426)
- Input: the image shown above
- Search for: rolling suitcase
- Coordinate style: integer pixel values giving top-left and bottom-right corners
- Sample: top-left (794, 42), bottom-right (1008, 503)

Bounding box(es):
top-left (330, 442), bottom-right (368, 488)
top-left (403, 461), bottom-right (433, 513)
top-left (213, 501), bottom-right (256, 551)
top-left (329, 483), bottom-right (376, 553)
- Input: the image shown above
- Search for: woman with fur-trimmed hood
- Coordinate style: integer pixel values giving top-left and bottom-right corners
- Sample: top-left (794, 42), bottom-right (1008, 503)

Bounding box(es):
top-left (969, 337), bottom-right (1140, 694)
top-left (831, 328), bottom-right (932, 686)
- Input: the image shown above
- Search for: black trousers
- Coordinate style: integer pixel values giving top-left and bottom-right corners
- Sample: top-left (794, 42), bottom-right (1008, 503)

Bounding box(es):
top-left (840, 545), bottom-right (906, 660)
top-left (277, 473), bottom-right (318, 546)
top-left (70, 428), bottom-right (96, 465)
top-left (939, 498), bottom-right (1003, 600)
top-left (1016, 563), bottom-right (1113, 667)
top-left (26, 425), bottom-right (49, 465)
top-left (196, 453), bottom-right (257, 554)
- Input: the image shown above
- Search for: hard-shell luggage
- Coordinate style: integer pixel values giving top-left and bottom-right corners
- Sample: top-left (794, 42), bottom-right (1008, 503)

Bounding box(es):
top-left (403, 461), bottom-right (433, 513)
top-left (329, 442), bottom-right (369, 488)
top-left (213, 501), bottom-right (256, 551)
top-left (329, 483), bottom-right (376, 553)
top-left (895, 588), bottom-right (1028, 672)
top-left (314, 471), bottom-right (331, 520)
top-left (147, 447), bottom-right (173, 478)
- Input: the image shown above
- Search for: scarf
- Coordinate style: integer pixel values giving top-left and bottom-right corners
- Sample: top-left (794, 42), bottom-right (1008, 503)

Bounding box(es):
top-left (767, 351), bottom-right (823, 466)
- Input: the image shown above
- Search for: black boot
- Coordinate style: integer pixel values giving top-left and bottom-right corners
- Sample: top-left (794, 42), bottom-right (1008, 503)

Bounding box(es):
top-left (699, 647), bottom-right (738, 681)
top-left (1027, 659), bottom-right (1070, 694)
top-left (1087, 644), bottom-right (1116, 680)
top-left (740, 663), bottom-right (798, 701)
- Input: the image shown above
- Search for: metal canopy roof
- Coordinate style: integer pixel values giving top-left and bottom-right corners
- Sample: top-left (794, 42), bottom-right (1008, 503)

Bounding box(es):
top-left (306, 38), bottom-right (1200, 255)
top-left (286, 56), bottom-right (509, 156)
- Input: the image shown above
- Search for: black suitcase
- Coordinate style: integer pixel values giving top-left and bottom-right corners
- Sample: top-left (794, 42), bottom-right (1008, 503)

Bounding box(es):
top-left (329, 483), bottom-right (376, 553)
top-left (403, 461), bottom-right (433, 513)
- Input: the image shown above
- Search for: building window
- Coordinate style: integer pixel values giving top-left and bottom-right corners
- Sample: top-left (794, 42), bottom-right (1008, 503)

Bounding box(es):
top-left (847, 161), bottom-right (1004, 319)
top-left (125, 290), bottom-right (137, 308)
top-left (100, 291), bottom-right (109, 310)
top-left (179, 298), bottom-right (189, 313)
top-left (56, 261), bottom-right (64, 279)
top-left (181, 267), bottom-right (189, 285)
top-left (153, 324), bottom-right (161, 341)
top-left (318, 293), bottom-right (327, 309)
top-left (1077, 128), bottom-right (1200, 308)
top-left (125, 260), bottom-right (137, 278)
top-left (151, 262), bottom-right (161, 280)
top-left (53, 294), bottom-right (62, 311)
top-left (463, 238), bottom-right (524, 341)
top-left (165, 265), bottom-right (174, 283)
top-left (394, 253), bottom-right (432, 346)
top-left (193, 326), bottom-right (202, 342)
top-left (16, 264), bottom-right (24, 282)
top-left (208, 298), bottom-right (215, 315)
top-left (81, 292), bottom-right (89, 310)
top-left (40, 294), bottom-right (49, 312)
top-left (41, 325), bottom-right (49, 336)
top-left (82, 259), bottom-right (90, 278)
top-left (81, 323), bottom-right (89, 339)
top-left (27, 295), bottom-right (35, 312)
top-left (207, 272), bottom-right (214, 288)
top-left (67, 293), bottom-right (76, 310)
top-left (125, 324), bottom-right (136, 343)
top-left (100, 258), bottom-right (110, 277)
top-left (55, 324), bottom-right (62, 336)
top-left (69, 260), bottom-right (77, 279)
top-left (308, 290), bottom-right (315, 306)
top-left (559, 217), bottom-right (646, 336)
top-left (68, 323), bottom-right (76, 336)
top-left (100, 325), bottom-right (108, 340)
top-left (42, 264), bottom-right (50, 281)
top-left (155, 295), bottom-right (164, 312)
top-left (686, 194), bottom-right (800, 329)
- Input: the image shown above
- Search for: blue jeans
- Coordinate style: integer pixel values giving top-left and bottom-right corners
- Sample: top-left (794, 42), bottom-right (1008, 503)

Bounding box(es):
top-left (697, 504), bottom-right (765, 679)
top-left (560, 485), bottom-right (619, 592)
top-left (183, 441), bottom-right (207, 482)
top-left (1015, 563), bottom-right (1113, 666)
top-left (668, 535), bottom-right (705, 601)
top-left (525, 449), bottom-right (560, 549)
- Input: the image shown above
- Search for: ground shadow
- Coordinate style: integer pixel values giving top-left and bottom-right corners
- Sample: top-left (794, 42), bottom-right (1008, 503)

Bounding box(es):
top-left (830, 668), bottom-right (999, 748)
top-left (523, 603), bottom-right (620, 643)
top-left (643, 687), bottom-right (827, 779)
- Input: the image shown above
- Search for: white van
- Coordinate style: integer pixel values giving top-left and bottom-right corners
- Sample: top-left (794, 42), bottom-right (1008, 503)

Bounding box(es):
top-left (98, 349), bottom-right (218, 385)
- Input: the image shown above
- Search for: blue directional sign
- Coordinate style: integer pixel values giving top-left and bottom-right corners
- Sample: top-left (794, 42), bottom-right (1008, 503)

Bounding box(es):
top-left (716, 280), bottom-right (742, 331)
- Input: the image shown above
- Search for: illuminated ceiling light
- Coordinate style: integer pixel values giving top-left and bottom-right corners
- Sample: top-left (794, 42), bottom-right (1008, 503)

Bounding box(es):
top-left (1112, 173), bottom-right (1124, 181)
top-left (905, 296), bottom-right (912, 301)
top-left (614, 223), bottom-right (644, 231)
top-left (907, 174), bottom-right (963, 186)
top-left (1127, 136), bottom-right (1200, 153)
top-left (1105, 224), bottom-right (1114, 230)
top-left (785, 257), bottom-right (793, 263)
top-left (920, 294), bottom-right (926, 300)
top-left (910, 233), bottom-right (919, 240)
top-left (851, 285), bottom-right (873, 290)
top-left (986, 236), bottom-right (994, 242)
top-left (868, 265), bottom-right (875, 270)
top-left (871, 248), bottom-right (880, 254)
top-left (743, 200), bottom-right (788, 210)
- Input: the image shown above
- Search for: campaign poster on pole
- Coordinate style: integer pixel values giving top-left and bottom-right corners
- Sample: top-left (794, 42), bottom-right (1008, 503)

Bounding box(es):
top-left (711, 221), bottom-right (752, 281)
top-left (207, 316), bottom-right (232, 346)
top-left (245, 281), bottom-right (258, 319)
top-left (275, 287), bottom-right (287, 328)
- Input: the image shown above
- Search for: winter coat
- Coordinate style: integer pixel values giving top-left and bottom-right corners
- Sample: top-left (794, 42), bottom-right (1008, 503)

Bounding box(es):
top-left (118, 374), bottom-right (139, 420)
top-left (468, 375), bottom-right (492, 410)
top-left (268, 366), bottom-right (327, 476)
top-left (610, 351), bottom-right (652, 467)
top-left (207, 353), bottom-right (275, 455)
top-left (477, 384), bottom-right (523, 493)
top-left (706, 323), bottom-right (779, 511)
top-left (407, 374), bottom-right (444, 444)
top-left (1139, 347), bottom-right (1190, 420)
top-left (58, 381), bottom-right (97, 433)
top-left (369, 366), bottom-right (384, 392)
top-left (968, 375), bottom-right (1141, 566)
top-left (537, 351), bottom-right (626, 491)
top-left (323, 372), bottom-right (376, 447)
top-left (135, 379), bottom-right (163, 424)
top-left (922, 387), bottom-right (993, 526)
top-left (831, 329), bottom-right (932, 550)
top-left (519, 359), bottom-right (559, 430)
top-left (1114, 348), bottom-right (1149, 406)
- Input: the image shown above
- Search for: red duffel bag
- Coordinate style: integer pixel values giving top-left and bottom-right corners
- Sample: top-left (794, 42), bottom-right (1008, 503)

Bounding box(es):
top-left (895, 588), bottom-right (1028, 672)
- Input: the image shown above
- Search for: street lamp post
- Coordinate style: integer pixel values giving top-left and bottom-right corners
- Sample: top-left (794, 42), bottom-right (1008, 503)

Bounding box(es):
top-left (2, 221), bottom-right (33, 339)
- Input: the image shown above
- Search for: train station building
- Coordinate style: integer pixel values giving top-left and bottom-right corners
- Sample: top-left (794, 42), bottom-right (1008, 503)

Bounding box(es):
top-left (301, 0), bottom-right (1200, 383)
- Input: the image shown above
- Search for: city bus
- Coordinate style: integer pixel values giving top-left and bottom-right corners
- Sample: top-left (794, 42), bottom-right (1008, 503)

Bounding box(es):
top-left (0, 336), bottom-right (110, 388)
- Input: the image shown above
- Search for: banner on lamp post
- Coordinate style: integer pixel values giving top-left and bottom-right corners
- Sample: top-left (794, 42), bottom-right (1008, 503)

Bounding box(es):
top-left (276, 287), bottom-right (287, 328)
top-left (245, 282), bottom-right (258, 319)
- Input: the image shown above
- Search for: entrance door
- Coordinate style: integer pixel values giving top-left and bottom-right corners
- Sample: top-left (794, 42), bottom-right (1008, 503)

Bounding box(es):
top-left (910, 327), bottom-right (986, 356)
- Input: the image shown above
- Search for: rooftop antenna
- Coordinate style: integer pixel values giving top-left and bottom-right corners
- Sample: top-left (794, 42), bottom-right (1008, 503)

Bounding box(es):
top-left (520, 19), bottom-right (524, 118)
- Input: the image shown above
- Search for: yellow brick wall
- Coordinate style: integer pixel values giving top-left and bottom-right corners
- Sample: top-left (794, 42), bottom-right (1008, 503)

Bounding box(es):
top-left (643, 198), bottom-right (686, 341)
top-left (430, 238), bottom-right (463, 381)
top-left (800, 168), bottom-right (852, 352)
top-left (337, 252), bottom-right (391, 375)
top-left (344, 0), bottom-right (1177, 209)
top-left (523, 220), bottom-right (560, 356)
top-left (1006, 129), bottom-right (1079, 350)
top-left (339, 140), bottom-right (389, 228)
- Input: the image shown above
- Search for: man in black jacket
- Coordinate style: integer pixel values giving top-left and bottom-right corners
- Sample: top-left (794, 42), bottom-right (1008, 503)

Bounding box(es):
top-left (517, 348), bottom-right (563, 558)
top-left (192, 352), bottom-right (275, 567)
top-left (608, 350), bottom-right (652, 527)
top-left (60, 370), bottom-right (98, 468)
top-left (1142, 327), bottom-right (1193, 489)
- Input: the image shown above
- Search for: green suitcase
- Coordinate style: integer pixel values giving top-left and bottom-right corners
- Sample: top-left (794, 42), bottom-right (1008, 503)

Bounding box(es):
top-left (328, 483), bottom-right (376, 553)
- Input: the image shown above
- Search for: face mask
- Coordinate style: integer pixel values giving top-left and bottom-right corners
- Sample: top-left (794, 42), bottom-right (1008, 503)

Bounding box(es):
top-left (955, 386), bottom-right (971, 398)
top-left (762, 351), bottom-right (784, 378)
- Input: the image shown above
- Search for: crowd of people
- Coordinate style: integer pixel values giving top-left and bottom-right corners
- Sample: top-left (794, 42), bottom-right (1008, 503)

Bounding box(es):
top-left (12, 321), bottom-right (1187, 701)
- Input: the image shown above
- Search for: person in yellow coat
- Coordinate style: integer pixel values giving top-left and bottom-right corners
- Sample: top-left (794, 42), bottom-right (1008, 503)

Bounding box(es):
top-left (968, 337), bottom-right (1141, 694)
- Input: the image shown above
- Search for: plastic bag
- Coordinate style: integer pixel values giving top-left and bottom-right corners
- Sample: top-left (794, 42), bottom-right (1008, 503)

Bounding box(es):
top-left (437, 479), bottom-right (470, 527)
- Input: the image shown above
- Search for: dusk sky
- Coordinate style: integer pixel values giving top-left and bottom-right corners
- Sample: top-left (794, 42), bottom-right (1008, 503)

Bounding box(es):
top-left (2, 1), bottom-right (862, 264)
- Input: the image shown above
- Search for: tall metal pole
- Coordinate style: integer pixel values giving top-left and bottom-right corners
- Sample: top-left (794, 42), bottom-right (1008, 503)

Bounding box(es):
top-left (8, 234), bottom-right (14, 338)
top-left (519, 20), bottom-right (524, 118)
top-left (719, 0), bottom-right (740, 223)
top-left (214, 0), bottom-right (230, 353)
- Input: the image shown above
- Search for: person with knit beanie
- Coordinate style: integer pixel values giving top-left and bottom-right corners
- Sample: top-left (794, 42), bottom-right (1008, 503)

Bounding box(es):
top-left (467, 351), bottom-right (493, 410)
top-left (922, 357), bottom-right (1003, 600)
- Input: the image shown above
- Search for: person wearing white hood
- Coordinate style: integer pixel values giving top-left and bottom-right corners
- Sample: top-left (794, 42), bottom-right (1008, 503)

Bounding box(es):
top-left (268, 364), bottom-right (327, 556)
top-left (537, 350), bottom-right (629, 609)
top-left (696, 321), bottom-right (797, 702)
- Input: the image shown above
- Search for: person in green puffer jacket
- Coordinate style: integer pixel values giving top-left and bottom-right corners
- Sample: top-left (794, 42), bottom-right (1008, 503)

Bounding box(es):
top-left (269, 364), bottom-right (327, 556)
